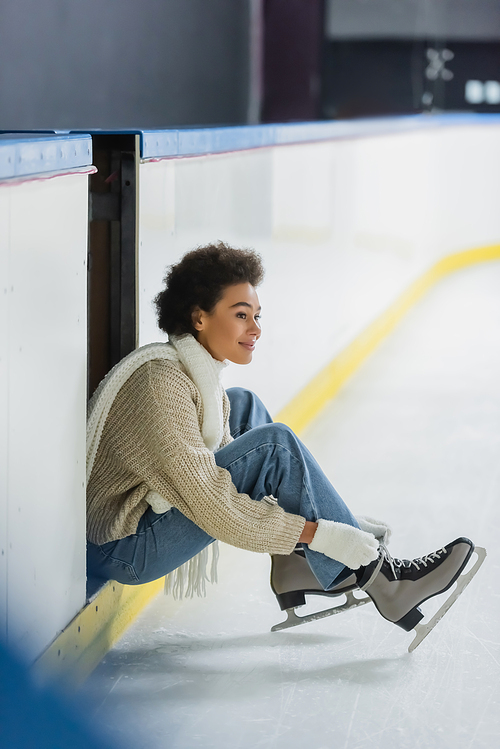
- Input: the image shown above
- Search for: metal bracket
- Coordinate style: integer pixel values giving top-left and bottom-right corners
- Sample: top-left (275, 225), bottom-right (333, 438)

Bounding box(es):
top-left (87, 133), bottom-right (139, 396)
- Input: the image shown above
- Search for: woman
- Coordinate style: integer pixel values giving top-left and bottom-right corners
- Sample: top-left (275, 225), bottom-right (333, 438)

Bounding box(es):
top-left (87, 242), bottom-right (482, 645)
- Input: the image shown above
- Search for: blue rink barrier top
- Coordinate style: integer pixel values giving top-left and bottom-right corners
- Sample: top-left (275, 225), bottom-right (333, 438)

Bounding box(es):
top-left (139, 113), bottom-right (500, 160)
top-left (2, 114), bottom-right (500, 168)
top-left (69, 113), bottom-right (500, 160)
top-left (0, 133), bottom-right (93, 180)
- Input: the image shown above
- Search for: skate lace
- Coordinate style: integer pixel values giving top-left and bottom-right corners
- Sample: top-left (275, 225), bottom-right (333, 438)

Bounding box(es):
top-left (360, 544), bottom-right (448, 589)
top-left (405, 548), bottom-right (447, 571)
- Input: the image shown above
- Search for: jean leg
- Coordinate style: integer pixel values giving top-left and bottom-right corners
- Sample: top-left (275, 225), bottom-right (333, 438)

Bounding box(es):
top-left (87, 507), bottom-right (215, 586)
top-left (215, 422), bottom-right (359, 590)
top-left (226, 387), bottom-right (273, 437)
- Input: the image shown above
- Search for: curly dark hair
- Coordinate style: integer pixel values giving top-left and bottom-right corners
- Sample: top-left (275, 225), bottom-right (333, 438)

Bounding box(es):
top-left (154, 241), bottom-right (265, 336)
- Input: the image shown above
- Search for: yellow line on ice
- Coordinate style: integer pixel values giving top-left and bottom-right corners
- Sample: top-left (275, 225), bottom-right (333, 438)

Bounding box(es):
top-left (275, 245), bottom-right (500, 434)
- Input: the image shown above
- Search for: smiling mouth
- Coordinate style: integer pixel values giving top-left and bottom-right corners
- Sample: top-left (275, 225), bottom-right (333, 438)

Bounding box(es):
top-left (239, 341), bottom-right (256, 350)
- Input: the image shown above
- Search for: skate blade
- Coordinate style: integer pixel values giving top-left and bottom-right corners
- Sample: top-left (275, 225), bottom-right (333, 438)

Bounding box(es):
top-left (271, 590), bottom-right (371, 632)
top-left (408, 546), bottom-right (487, 653)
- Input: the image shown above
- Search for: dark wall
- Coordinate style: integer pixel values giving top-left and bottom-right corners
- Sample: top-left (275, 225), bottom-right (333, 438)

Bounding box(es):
top-left (0, 0), bottom-right (251, 129)
top-left (262, 0), bottom-right (324, 122)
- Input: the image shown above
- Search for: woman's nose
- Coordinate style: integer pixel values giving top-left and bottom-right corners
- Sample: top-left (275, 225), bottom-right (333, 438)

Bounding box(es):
top-left (249, 319), bottom-right (261, 337)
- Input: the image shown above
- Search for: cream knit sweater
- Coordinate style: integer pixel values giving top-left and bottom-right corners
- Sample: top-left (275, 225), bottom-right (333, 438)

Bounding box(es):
top-left (87, 336), bottom-right (305, 555)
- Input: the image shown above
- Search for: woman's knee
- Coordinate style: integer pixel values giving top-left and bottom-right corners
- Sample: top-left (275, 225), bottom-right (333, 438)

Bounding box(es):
top-left (227, 387), bottom-right (272, 435)
top-left (226, 387), bottom-right (256, 409)
top-left (226, 387), bottom-right (265, 411)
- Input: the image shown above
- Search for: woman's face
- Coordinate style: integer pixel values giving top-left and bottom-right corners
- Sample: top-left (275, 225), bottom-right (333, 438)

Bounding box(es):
top-left (193, 283), bottom-right (262, 364)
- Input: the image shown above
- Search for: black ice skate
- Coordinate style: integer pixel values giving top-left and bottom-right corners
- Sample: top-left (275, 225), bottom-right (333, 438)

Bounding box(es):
top-left (270, 548), bottom-right (371, 632)
top-left (357, 537), bottom-right (486, 651)
top-left (271, 540), bottom-right (486, 652)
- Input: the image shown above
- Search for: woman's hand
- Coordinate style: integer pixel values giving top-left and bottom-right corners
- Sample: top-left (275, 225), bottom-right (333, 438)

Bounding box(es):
top-left (308, 519), bottom-right (379, 569)
top-left (356, 515), bottom-right (391, 544)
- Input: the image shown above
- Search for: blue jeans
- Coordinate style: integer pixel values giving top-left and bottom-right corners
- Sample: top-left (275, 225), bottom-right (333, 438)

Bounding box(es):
top-left (87, 388), bottom-right (358, 593)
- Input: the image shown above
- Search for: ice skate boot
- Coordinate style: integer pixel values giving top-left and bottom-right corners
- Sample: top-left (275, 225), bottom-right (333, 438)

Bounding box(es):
top-left (356, 537), bottom-right (486, 651)
top-left (270, 548), bottom-right (371, 632)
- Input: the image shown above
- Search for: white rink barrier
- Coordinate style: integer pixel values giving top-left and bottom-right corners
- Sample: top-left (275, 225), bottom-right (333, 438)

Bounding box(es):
top-left (0, 133), bottom-right (94, 662)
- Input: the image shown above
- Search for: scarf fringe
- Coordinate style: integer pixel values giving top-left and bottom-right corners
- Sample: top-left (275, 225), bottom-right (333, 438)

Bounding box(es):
top-left (164, 542), bottom-right (219, 599)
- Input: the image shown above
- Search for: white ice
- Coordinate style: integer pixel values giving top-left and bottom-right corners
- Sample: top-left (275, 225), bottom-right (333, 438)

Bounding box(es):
top-left (81, 262), bottom-right (500, 749)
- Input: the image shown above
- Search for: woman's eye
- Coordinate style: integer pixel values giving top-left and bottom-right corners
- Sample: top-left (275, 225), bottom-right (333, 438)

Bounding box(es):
top-left (236, 311), bottom-right (261, 322)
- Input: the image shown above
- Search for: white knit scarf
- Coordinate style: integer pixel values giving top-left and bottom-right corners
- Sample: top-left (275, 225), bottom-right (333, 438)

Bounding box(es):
top-left (86, 334), bottom-right (228, 599)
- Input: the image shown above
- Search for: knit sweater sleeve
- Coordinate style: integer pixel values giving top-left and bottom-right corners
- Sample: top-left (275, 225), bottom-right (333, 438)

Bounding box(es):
top-left (143, 361), bottom-right (305, 555)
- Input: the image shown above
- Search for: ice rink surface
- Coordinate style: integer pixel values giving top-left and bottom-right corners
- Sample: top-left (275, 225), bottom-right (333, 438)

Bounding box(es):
top-left (81, 262), bottom-right (500, 749)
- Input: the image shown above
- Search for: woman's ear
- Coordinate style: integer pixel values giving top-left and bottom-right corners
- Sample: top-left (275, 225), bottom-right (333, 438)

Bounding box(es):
top-left (191, 306), bottom-right (204, 332)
